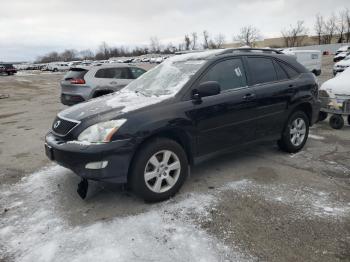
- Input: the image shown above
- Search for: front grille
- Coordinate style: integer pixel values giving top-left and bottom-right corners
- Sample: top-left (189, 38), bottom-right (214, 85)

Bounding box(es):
top-left (52, 116), bottom-right (78, 136)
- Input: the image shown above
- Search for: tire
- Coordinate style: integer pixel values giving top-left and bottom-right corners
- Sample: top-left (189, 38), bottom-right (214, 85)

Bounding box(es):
top-left (53, 68), bottom-right (58, 72)
top-left (129, 138), bottom-right (188, 202)
top-left (348, 116), bottom-right (350, 126)
top-left (277, 111), bottom-right (309, 153)
top-left (318, 111), bottom-right (328, 122)
top-left (329, 114), bottom-right (344, 129)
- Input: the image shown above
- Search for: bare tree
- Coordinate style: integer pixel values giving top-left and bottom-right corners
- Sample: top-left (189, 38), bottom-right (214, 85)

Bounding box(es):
top-left (150, 36), bottom-right (161, 53)
top-left (202, 30), bottom-right (210, 49)
top-left (184, 34), bottom-right (191, 50)
top-left (235, 25), bottom-right (261, 47)
top-left (323, 14), bottom-right (337, 44)
top-left (346, 8), bottom-right (350, 43)
top-left (191, 32), bottom-right (198, 50)
top-left (98, 42), bottom-right (110, 59)
top-left (281, 20), bottom-right (308, 47)
top-left (336, 10), bottom-right (347, 43)
top-left (314, 14), bottom-right (324, 45)
top-left (61, 49), bottom-right (77, 61)
top-left (213, 34), bottom-right (226, 49)
top-left (79, 49), bottom-right (94, 60)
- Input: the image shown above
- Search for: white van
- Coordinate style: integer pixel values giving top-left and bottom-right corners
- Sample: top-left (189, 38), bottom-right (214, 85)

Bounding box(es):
top-left (47, 62), bottom-right (70, 72)
top-left (282, 49), bottom-right (322, 76)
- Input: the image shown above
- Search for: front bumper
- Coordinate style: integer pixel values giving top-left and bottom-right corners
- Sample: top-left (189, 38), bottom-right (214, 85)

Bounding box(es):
top-left (45, 133), bottom-right (135, 183)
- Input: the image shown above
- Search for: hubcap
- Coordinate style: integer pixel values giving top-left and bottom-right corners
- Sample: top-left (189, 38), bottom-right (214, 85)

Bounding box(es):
top-left (290, 118), bottom-right (306, 146)
top-left (144, 150), bottom-right (181, 193)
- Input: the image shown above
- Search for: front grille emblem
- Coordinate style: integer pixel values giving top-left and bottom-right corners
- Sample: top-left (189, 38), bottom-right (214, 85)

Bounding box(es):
top-left (53, 120), bottom-right (61, 129)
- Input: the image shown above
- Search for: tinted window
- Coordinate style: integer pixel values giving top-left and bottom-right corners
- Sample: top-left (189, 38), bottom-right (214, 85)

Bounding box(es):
top-left (247, 57), bottom-right (277, 85)
top-left (64, 69), bottom-right (87, 80)
top-left (273, 60), bottom-right (288, 80)
top-left (278, 62), bottom-right (299, 78)
top-left (95, 68), bottom-right (130, 79)
top-left (130, 67), bottom-right (146, 79)
top-left (200, 59), bottom-right (247, 91)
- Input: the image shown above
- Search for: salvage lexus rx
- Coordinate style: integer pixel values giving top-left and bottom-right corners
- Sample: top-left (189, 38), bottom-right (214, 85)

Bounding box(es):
top-left (45, 48), bottom-right (321, 201)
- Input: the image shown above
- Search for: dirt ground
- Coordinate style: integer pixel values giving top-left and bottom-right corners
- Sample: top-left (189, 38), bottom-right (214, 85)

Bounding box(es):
top-left (1, 57), bottom-right (350, 261)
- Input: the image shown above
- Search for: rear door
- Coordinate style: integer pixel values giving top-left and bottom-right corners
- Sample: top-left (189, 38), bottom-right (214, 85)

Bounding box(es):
top-left (245, 56), bottom-right (295, 139)
top-left (186, 58), bottom-right (258, 155)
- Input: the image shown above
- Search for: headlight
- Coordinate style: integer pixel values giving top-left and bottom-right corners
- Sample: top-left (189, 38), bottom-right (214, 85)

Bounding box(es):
top-left (77, 119), bottom-right (127, 143)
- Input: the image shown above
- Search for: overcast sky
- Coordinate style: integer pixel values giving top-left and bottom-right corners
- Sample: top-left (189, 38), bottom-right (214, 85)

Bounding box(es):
top-left (1, 0), bottom-right (349, 61)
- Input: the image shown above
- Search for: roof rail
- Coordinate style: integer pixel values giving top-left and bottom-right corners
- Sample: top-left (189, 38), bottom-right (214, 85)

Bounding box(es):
top-left (220, 48), bottom-right (283, 55)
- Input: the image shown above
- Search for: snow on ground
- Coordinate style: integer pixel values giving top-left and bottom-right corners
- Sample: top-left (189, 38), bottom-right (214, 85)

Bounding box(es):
top-left (0, 166), bottom-right (245, 262)
top-left (1, 165), bottom-right (348, 261)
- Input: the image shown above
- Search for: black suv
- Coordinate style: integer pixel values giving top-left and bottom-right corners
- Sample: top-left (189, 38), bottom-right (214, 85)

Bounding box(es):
top-left (0, 64), bottom-right (17, 75)
top-left (45, 49), bottom-right (321, 201)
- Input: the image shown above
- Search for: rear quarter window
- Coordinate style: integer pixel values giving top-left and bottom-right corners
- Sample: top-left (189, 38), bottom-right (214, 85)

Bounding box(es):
top-left (278, 61), bottom-right (299, 78)
top-left (247, 57), bottom-right (277, 85)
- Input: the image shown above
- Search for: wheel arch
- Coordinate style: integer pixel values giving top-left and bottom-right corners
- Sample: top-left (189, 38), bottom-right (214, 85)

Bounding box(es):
top-left (127, 128), bottom-right (194, 180)
top-left (290, 102), bottom-right (313, 125)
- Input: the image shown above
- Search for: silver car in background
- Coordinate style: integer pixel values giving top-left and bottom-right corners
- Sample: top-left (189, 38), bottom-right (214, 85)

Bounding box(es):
top-left (60, 64), bottom-right (146, 105)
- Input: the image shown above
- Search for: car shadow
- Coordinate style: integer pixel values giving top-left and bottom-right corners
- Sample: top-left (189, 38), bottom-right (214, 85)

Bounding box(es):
top-left (52, 142), bottom-right (281, 226)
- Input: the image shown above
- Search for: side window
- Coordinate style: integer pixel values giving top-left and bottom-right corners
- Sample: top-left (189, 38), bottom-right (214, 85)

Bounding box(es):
top-left (278, 62), bottom-right (299, 78)
top-left (247, 57), bottom-right (277, 85)
top-left (95, 68), bottom-right (130, 79)
top-left (273, 60), bottom-right (288, 81)
top-left (200, 59), bottom-right (247, 92)
top-left (130, 67), bottom-right (146, 79)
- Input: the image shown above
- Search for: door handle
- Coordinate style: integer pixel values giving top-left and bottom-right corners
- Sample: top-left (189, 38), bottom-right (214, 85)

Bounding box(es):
top-left (110, 81), bottom-right (118, 85)
top-left (242, 93), bottom-right (256, 101)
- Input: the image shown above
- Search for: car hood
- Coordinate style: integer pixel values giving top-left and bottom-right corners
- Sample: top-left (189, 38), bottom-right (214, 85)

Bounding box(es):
top-left (59, 90), bottom-right (173, 121)
top-left (320, 68), bottom-right (350, 96)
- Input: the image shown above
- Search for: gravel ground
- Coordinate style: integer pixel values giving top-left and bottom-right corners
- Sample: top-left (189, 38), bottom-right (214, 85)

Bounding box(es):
top-left (0, 57), bottom-right (349, 261)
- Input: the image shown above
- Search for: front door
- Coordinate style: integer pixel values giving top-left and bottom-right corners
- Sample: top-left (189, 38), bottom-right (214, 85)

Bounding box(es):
top-left (186, 58), bottom-right (259, 156)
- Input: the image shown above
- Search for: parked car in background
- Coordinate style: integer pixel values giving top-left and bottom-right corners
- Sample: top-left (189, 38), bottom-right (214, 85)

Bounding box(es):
top-left (333, 55), bottom-right (350, 75)
top-left (335, 45), bottom-right (350, 55)
top-left (282, 49), bottom-right (322, 76)
top-left (46, 48), bottom-right (320, 201)
top-left (0, 63), bottom-right (17, 75)
top-left (333, 51), bottom-right (350, 62)
top-left (48, 62), bottom-right (70, 72)
top-left (60, 64), bottom-right (147, 105)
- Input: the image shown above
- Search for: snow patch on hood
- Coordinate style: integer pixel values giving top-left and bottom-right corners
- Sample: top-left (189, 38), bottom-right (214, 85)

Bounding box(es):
top-left (105, 90), bottom-right (171, 111)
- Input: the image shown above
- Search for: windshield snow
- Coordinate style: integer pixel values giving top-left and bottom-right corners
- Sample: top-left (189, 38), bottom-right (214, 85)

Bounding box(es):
top-left (124, 60), bottom-right (205, 97)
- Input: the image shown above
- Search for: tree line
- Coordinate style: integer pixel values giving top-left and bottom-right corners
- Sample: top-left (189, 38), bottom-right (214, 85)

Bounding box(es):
top-left (37, 8), bottom-right (350, 63)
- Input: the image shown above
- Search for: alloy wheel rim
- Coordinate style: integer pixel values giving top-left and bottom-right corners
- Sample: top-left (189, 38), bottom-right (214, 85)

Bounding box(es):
top-left (144, 150), bottom-right (181, 193)
top-left (290, 118), bottom-right (306, 146)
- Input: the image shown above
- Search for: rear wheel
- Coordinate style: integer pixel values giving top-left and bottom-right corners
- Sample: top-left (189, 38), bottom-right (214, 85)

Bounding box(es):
top-left (348, 116), bottom-right (350, 126)
top-left (129, 138), bottom-right (188, 202)
top-left (329, 114), bottom-right (344, 129)
top-left (278, 111), bottom-right (309, 153)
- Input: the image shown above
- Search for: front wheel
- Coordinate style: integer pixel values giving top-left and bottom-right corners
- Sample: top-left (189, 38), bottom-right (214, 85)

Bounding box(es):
top-left (129, 138), bottom-right (188, 202)
top-left (278, 111), bottom-right (309, 153)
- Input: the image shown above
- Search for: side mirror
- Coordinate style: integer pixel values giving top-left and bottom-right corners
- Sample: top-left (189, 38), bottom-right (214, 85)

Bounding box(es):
top-left (192, 81), bottom-right (220, 102)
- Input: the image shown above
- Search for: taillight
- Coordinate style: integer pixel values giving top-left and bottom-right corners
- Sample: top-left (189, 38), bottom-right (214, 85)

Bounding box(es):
top-left (70, 78), bottom-right (85, 84)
